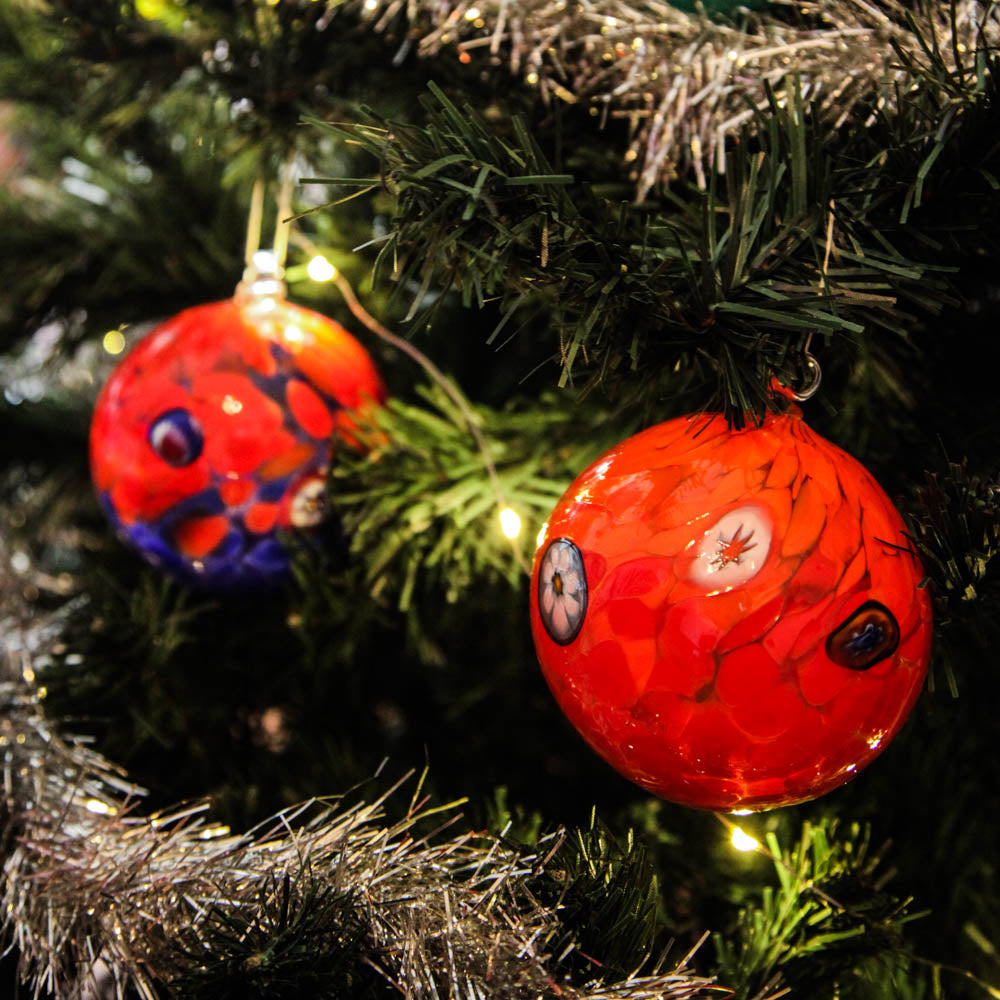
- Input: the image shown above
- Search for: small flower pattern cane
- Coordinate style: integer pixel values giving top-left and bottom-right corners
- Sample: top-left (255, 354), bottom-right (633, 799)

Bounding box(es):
top-left (537, 538), bottom-right (588, 645)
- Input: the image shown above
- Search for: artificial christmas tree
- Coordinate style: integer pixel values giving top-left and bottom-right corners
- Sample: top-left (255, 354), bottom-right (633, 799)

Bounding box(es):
top-left (2, 1), bottom-right (1000, 998)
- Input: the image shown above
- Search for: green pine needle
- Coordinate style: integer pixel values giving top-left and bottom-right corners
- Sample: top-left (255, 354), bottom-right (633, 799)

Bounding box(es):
top-left (329, 382), bottom-right (638, 610)
top-left (317, 66), bottom-right (994, 423)
top-left (905, 457), bottom-right (1000, 664)
top-left (170, 869), bottom-right (383, 1000)
top-left (527, 812), bottom-right (663, 984)
top-left (715, 820), bottom-right (924, 999)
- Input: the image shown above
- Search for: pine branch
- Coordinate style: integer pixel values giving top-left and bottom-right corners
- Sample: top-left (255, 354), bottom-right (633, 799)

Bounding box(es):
top-left (329, 381), bottom-right (637, 608)
top-left (1, 0), bottom-right (436, 165)
top-left (714, 820), bottom-right (924, 999)
top-left (0, 109), bottom-right (248, 341)
top-left (8, 0), bottom-right (999, 422)
top-left (527, 813), bottom-right (664, 984)
top-left (170, 869), bottom-right (383, 999)
top-left (0, 0), bottom-right (437, 342)
top-left (906, 459), bottom-right (1000, 651)
top-left (319, 68), bottom-right (991, 422)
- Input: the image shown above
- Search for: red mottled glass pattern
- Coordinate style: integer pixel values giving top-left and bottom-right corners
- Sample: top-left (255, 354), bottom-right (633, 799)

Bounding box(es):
top-left (90, 293), bottom-right (386, 587)
top-left (529, 409), bottom-right (932, 811)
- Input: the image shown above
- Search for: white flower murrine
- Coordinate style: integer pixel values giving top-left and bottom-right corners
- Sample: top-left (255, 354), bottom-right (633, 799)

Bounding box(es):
top-left (689, 504), bottom-right (772, 592)
top-left (538, 538), bottom-right (588, 645)
top-left (288, 474), bottom-right (328, 527)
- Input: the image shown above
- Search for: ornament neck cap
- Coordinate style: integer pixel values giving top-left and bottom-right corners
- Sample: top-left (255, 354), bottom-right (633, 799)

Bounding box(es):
top-left (237, 249), bottom-right (287, 302)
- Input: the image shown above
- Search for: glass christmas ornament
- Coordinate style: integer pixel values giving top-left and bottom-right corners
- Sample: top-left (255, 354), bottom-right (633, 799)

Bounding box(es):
top-left (530, 407), bottom-right (932, 811)
top-left (90, 253), bottom-right (386, 587)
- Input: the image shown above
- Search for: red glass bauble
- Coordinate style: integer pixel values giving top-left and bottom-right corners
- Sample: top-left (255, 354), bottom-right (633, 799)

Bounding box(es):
top-left (530, 409), bottom-right (932, 811)
top-left (90, 284), bottom-right (386, 587)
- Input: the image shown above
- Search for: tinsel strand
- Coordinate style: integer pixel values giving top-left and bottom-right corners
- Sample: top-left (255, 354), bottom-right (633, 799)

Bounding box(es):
top-left (369, 0), bottom-right (998, 195)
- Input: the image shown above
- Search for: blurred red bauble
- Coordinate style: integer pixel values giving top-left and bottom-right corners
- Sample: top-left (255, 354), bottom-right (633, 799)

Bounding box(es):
top-left (529, 408), bottom-right (932, 811)
top-left (90, 258), bottom-right (386, 587)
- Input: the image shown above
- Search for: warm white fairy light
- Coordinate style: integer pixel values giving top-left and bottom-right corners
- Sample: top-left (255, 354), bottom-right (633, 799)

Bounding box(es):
top-left (102, 330), bottom-right (126, 355)
top-left (499, 508), bottom-right (522, 539)
top-left (198, 824), bottom-right (232, 840)
top-left (85, 799), bottom-right (117, 817)
top-left (730, 826), bottom-right (760, 852)
top-left (307, 254), bottom-right (336, 282)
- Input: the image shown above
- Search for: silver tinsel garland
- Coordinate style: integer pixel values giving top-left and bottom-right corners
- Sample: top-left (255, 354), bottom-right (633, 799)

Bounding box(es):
top-left (365, 0), bottom-right (997, 195)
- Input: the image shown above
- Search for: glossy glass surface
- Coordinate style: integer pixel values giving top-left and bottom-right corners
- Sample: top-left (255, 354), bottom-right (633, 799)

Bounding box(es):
top-left (530, 410), bottom-right (933, 811)
top-left (90, 294), bottom-right (386, 587)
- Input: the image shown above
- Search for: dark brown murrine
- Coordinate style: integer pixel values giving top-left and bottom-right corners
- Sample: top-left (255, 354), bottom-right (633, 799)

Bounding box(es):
top-left (826, 601), bottom-right (900, 671)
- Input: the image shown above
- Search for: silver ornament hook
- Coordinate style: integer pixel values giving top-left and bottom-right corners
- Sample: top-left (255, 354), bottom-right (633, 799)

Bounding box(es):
top-left (792, 351), bottom-right (822, 401)
top-left (786, 332), bottom-right (822, 401)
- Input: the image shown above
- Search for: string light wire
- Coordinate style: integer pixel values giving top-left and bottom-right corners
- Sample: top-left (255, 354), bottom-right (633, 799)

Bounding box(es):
top-left (291, 231), bottom-right (530, 572)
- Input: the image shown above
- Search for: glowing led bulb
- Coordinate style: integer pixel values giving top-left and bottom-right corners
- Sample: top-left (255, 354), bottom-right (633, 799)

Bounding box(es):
top-left (85, 798), bottom-right (117, 816)
top-left (730, 827), bottom-right (760, 852)
top-left (103, 330), bottom-right (126, 355)
top-left (307, 254), bottom-right (337, 282)
top-left (499, 507), bottom-right (522, 539)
